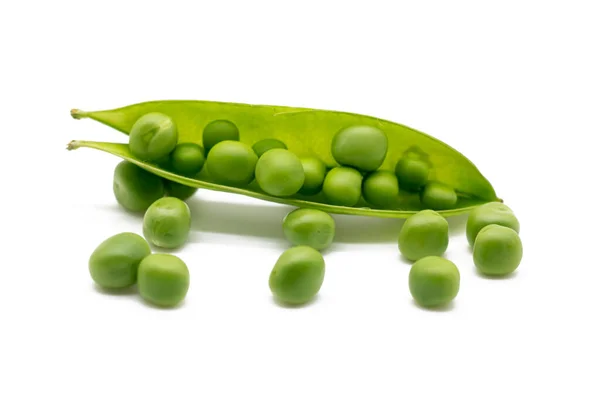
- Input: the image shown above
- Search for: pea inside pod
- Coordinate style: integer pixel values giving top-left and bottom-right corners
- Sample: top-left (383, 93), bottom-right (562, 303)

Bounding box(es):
top-left (129, 112), bottom-right (178, 161)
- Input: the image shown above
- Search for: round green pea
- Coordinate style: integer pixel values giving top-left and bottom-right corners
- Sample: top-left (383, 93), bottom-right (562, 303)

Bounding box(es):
top-left (299, 157), bottom-right (326, 195)
top-left (331, 125), bottom-right (388, 171)
top-left (362, 171), bottom-right (400, 208)
top-left (398, 210), bottom-right (448, 261)
top-left (202, 119), bottom-right (239, 151)
top-left (163, 180), bottom-right (198, 201)
top-left (473, 224), bottom-right (523, 276)
top-left (89, 232), bottom-right (150, 289)
top-left (113, 161), bottom-right (165, 212)
top-left (283, 208), bottom-right (335, 251)
top-left (252, 138), bottom-right (287, 157)
top-left (129, 112), bottom-right (178, 161)
top-left (395, 157), bottom-right (430, 191)
top-left (409, 256), bottom-right (460, 308)
top-left (206, 140), bottom-right (258, 186)
top-left (169, 143), bottom-right (205, 175)
top-left (421, 182), bottom-right (457, 210)
top-left (466, 202), bottom-right (520, 247)
top-left (322, 167), bottom-right (363, 207)
top-left (138, 254), bottom-right (190, 307)
top-left (269, 246), bottom-right (325, 305)
top-left (255, 149), bottom-right (305, 196)
top-left (143, 197), bottom-right (191, 249)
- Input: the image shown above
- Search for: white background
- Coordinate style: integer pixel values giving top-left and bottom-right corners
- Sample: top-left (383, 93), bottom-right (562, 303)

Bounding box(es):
top-left (2, 1), bottom-right (599, 399)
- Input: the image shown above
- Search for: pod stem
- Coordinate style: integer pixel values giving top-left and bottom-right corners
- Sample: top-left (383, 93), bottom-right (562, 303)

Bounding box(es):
top-left (70, 109), bottom-right (89, 120)
top-left (66, 140), bottom-right (82, 150)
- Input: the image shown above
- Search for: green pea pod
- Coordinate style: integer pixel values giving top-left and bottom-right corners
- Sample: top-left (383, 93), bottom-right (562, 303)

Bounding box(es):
top-left (68, 100), bottom-right (500, 218)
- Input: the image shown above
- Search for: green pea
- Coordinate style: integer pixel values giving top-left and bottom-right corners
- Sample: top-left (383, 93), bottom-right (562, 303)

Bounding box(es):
top-left (283, 208), bottom-right (335, 251)
top-left (421, 182), bottom-right (457, 210)
top-left (129, 112), bottom-right (178, 161)
top-left (398, 210), bottom-right (448, 261)
top-left (395, 156), bottom-right (429, 191)
top-left (362, 171), bottom-right (399, 208)
top-left (299, 157), bottom-right (326, 195)
top-left (331, 125), bottom-right (388, 171)
top-left (202, 119), bottom-right (239, 151)
top-left (143, 197), bottom-right (191, 249)
top-left (169, 143), bottom-right (205, 175)
top-left (322, 167), bottom-right (363, 207)
top-left (138, 254), bottom-right (190, 307)
top-left (409, 256), bottom-right (460, 308)
top-left (269, 246), bottom-right (325, 305)
top-left (252, 138), bottom-right (287, 157)
top-left (89, 232), bottom-right (150, 289)
top-left (205, 140), bottom-right (258, 186)
top-left (113, 161), bottom-right (165, 212)
top-left (255, 149), bottom-right (305, 196)
top-left (473, 224), bottom-right (523, 276)
top-left (466, 202), bottom-right (520, 247)
top-left (163, 180), bottom-right (198, 201)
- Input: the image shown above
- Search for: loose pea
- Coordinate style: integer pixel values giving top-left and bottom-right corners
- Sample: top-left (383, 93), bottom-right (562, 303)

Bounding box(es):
top-left (88, 232), bottom-right (150, 289)
top-left (362, 171), bottom-right (400, 208)
top-left (466, 202), bottom-right (520, 247)
top-left (169, 143), bottom-right (205, 175)
top-left (269, 246), bottom-right (325, 305)
top-left (331, 125), bottom-right (388, 171)
top-left (398, 210), bottom-right (448, 261)
top-left (421, 182), bottom-right (457, 210)
top-left (138, 254), bottom-right (190, 307)
top-left (322, 167), bottom-right (363, 207)
top-left (395, 156), bottom-right (429, 191)
top-left (409, 256), bottom-right (460, 308)
top-left (143, 197), bottom-right (191, 249)
top-left (163, 180), bottom-right (198, 201)
top-left (205, 140), bottom-right (258, 186)
top-left (299, 157), bottom-right (326, 195)
top-left (113, 161), bottom-right (165, 212)
top-left (473, 224), bottom-right (523, 276)
top-left (283, 208), bottom-right (335, 251)
top-left (129, 112), bottom-right (178, 161)
top-left (202, 119), bottom-right (239, 151)
top-left (255, 149), bottom-right (305, 196)
top-left (252, 138), bottom-right (287, 157)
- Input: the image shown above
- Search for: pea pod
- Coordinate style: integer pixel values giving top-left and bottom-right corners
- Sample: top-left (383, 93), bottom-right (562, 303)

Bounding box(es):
top-left (69, 100), bottom-right (500, 218)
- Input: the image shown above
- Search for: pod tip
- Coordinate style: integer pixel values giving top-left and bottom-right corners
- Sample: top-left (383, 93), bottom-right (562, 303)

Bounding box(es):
top-left (67, 140), bottom-right (81, 151)
top-left (70, 109), bottom-right (88, 119)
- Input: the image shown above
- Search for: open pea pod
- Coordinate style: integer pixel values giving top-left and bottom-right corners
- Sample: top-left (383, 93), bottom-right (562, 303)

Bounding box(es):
top-left (69, 100), bottom-right (499, 218)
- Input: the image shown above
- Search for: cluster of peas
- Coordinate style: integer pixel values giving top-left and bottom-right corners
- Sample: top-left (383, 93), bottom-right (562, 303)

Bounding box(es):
top-left (89, 112), bottom-right (523, 308)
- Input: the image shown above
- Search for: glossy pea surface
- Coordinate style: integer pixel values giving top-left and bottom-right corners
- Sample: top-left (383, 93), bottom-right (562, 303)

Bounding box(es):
top-left (269, 246), bottom-right (325, 305)
top-left (362, 171), bottom-right (400, 208)
top-left (331, 125), bottom-right (388, 171)
top-left (202, 119), bottom-right (239, 151)
top-left (89, 232), bottom-right (150, 289)
top-left (252, 138), bottom-right (287, 157)
top-left (283, 208), bottom-right (335, 251)
top-left (409, 256), bottom-right (460, 308)
top-left (299, 157), bottom-right (327, 195)
top-left (322, 167), bottom-right (363, 207)
top-left (466, 202), bottom-right (520, 247)
top-left (421, 182), bottom-right (457, 210)
top-left (255, 149), bottom-right (305, 196)
top-left (473, 224), bottom-right (523, 276)
top-left (138, 254), bottom-right (190, 307)
top-left (143, 197), bottom-right (191, 249)
top-left (398, 210), bottom-right (448, 261)
top-left (129, 112), bottom-right (178, 161)
top-left (169, 143), bottom-right (205, 175)
top-left (395, 156), bottom-right (430, 191)
top-left (206, 140), bottom-right (258, 186)
top-left (113, 161), bottom-right (165, 212)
